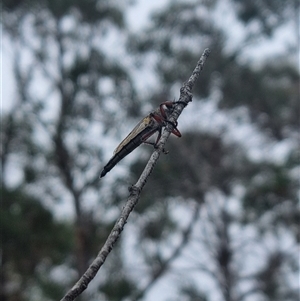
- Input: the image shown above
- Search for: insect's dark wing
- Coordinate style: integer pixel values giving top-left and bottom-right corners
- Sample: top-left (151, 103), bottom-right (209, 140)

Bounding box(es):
top-left (100, 115), bottom-right (155, 178)
top-left (113, 115), bottom-right (152, 155)
top-left (100, 127), bottom-right (158, 178)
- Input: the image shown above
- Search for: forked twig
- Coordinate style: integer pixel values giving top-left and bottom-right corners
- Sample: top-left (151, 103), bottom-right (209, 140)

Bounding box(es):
top-left (60, 48), bottom-right (210, 301)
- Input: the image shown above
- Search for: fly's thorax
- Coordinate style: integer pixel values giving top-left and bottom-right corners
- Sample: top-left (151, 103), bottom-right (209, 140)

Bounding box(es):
top-left (143, 113), bottom-right (161, 129)
top-left (144, 115), bottom-right (153, 126)
top-left (152, 105), bottom-right (173, 124)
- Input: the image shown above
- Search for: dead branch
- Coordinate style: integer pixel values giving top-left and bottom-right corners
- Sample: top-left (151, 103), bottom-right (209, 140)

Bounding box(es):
top-left (60, 48), bottom-right (210, 301)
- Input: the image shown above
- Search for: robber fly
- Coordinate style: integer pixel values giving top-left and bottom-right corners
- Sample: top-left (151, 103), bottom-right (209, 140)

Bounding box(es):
top-left (100, 101), bottom-right (182, 178)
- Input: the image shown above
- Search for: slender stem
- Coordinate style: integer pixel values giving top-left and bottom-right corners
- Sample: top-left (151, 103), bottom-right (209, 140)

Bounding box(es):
top-left (60, 48), bottom-right (210, 301)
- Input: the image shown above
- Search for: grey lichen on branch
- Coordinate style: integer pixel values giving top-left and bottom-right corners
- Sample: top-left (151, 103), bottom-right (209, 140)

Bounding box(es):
top-left (60, 48), bottom-right (210, 301)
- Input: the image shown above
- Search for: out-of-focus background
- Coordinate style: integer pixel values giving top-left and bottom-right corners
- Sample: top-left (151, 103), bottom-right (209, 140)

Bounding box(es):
top-left (1, 0), bottom-right (299, 300)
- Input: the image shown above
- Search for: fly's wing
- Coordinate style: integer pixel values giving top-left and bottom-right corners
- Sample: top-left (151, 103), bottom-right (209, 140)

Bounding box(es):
top-left (113, 115), bottom-right (153, 155)
top-left (100, 111), bottom-right (164, 178)
top-left (100, 115), bottom-right (155, 178)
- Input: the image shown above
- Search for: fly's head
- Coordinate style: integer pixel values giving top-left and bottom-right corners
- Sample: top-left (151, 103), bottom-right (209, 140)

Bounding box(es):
top-left (158, 101), bottom-right (181, 137)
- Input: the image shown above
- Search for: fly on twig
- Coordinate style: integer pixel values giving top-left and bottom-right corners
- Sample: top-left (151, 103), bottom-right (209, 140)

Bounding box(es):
top-left (100, 101), bottom-right (182, 178)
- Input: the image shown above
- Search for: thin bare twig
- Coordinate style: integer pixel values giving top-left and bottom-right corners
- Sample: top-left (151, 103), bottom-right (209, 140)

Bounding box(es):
top-left (60, 48), bottom-right (210, 301)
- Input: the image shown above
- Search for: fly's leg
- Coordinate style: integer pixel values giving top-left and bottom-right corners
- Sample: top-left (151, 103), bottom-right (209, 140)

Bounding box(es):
top-left (157, 102), bottom-right (182, 137)
top-left (143, 140), bottom-right (169, 154)
top-left (142, 127), bottom-right (168, 154)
